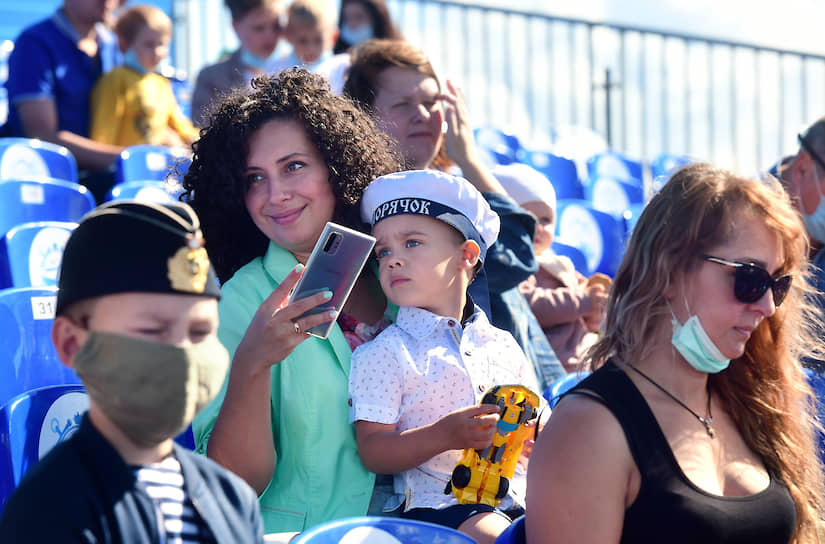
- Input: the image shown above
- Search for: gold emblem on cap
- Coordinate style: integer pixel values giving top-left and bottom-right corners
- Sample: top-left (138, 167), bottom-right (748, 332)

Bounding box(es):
top-left (167, 246), bottom-right (210, 293)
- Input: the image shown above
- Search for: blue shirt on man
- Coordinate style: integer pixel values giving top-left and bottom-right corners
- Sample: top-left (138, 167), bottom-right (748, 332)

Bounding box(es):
top-left (5, 9), bottom-right (119, 137)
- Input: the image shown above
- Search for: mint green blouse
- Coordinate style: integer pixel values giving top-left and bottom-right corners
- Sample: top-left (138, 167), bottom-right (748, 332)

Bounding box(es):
top-left (193, 242), bottom-right (374, 533)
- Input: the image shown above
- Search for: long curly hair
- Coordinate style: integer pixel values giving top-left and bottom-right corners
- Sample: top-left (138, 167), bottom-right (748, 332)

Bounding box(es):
top-left (586, 163), bottom-right (824, 542)
top-left (181, 68), bottom-right (402, 283)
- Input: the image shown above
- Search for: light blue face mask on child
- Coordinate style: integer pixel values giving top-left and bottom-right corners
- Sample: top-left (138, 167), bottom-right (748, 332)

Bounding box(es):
top-left (123, 49), bottom-right (148, 75)
top-left (240, 48), bottom-right (277, 70)
top-left (671, 314), bottom-right (731, 374)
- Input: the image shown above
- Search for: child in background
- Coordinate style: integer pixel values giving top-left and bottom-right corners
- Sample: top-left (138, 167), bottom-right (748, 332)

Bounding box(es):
top-left (494, 163), bottom-right (608, 373)
top-left (90, 5), bottom-right (199, 148)
top-left (0, 200), bottom-right (263, 541)
top-left (278, 0), bottom-right (337, 71)
top-left (349, 170), bottom-right (544, 544)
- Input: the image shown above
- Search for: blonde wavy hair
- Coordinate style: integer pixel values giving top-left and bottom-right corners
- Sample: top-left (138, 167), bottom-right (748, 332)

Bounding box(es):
top-left (585, 163), bottom-right (824, 542)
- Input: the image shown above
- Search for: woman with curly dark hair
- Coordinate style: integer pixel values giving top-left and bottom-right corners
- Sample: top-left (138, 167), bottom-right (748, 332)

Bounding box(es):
top-left (182, 67), bottom-right (403, 535)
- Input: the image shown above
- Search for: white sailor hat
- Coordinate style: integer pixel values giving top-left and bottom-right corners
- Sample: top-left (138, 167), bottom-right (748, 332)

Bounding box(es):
top-left (493, 162), bottom-right (556, 211)
top-left (361, 170), bottom-right (500, 260)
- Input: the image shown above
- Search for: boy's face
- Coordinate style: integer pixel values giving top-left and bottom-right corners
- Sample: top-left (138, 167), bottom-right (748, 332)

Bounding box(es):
top-left (373, 214), bottom-right (475, 317)
top-left (128, 25), bottom-right (171, 72)
top-left (233, 1), bottom-right (283, 59)
top-left (64, 292), bottom-right (218, 354)
top-left (521, 200), bottom-right (555, 255)
top-left (286, 20), bottom-right (333, 64)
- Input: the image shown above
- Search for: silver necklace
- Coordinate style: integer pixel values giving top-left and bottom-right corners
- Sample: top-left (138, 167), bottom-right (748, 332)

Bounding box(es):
top-left (625, 362), bottom-right (715, 439)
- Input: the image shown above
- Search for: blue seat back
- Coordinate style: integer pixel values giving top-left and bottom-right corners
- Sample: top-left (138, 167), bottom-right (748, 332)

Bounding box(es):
top-left (586, 151), bottom-right (644, 185)
top-left (0, 287), bottom-right (80, 409)
top-left (495, 514), bottom-right (525, 544)
top-left (0, 179), bottom-right (94, 238)
top-left (650, 153), bottom-right (691, 186)
top-left (474, 126), bottom-right (523, 165)
top-left (586, 176), bottom-right (645, 219)
top-left (555, 199), bottom-right (626, 277)
top-left (524, 150), bottom-right (584, 200)
top-left (550, 242), bottom-right (588, 276)
top-left (804, 369), bottom-right (825, 464)
top-left (291, 516), bottom-right (476, 544)
top-left (116, 145), bottom-right (191, 184)
top-left (106, 180), bottom-right (180, 203)
top-left (0, 221), bottom-right (76, 289)
top-left (0, 138), bottom-right (78, 184)
top-left (0, 384), bottom-right (88, 510)
top-left (543, 371), bottom-right (592, 408)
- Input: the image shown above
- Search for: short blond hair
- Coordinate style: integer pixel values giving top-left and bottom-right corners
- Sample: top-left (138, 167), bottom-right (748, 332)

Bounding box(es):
top-left (114, 4), bottom-right (172, 45)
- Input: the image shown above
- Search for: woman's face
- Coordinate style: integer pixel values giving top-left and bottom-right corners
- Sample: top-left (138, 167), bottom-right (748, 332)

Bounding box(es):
top-left (372, 66), bottom-right (443, 169)
top-left (233, 1), bottom-right (283, 59)
top-left (243, 118), bottom-right (336, 263)
top-left (342, 1), bottom-right (372, 29)
top-left (671, 210), bottom-right (783, 360)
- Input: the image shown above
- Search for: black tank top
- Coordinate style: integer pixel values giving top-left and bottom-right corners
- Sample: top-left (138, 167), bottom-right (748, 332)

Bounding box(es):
top-left (568, 360), bottom-right (797, 544)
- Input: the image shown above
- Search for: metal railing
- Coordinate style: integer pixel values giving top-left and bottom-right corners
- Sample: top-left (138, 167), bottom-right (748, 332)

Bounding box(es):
top-left (174, 0), bottom-right (825, 172)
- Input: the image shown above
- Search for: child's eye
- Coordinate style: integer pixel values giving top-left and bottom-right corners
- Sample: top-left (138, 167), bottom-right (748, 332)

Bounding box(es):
top-left (375, 247), bottom-right (390, 259)
top-left (405, 239), bottom-right (421, 248)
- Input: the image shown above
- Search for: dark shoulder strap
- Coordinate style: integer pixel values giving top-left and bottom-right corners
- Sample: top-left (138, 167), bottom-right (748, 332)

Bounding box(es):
top-left (565, 360), bottom-right (672, 477)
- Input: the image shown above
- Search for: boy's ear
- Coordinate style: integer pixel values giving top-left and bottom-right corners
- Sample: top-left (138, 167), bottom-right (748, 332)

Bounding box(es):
top-left (117, 36), bottom-right (130, 54)
top-left (51, 315), bottom-right (87, 369)
top-left (460, 240), bottom-right (481, 269)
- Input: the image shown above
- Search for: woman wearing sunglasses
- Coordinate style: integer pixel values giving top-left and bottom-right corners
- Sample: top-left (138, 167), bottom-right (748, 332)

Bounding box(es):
top-left (526, 163), bottom-right (824, 543)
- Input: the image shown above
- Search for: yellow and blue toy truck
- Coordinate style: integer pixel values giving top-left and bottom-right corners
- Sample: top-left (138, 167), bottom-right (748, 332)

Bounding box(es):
top-left (444, 384), bottom-right (540, 507)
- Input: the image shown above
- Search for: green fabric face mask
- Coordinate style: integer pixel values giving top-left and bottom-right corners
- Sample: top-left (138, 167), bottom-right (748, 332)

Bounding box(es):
top-left (73, 331), bottom-right (229, 447)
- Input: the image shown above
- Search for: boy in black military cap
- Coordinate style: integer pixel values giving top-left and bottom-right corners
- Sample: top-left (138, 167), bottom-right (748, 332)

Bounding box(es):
top-left (0, 201), bottom-right (264, 543)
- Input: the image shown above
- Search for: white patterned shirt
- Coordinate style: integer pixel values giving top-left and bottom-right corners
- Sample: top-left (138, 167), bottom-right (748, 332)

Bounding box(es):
top-left (349, 305), bottom-right (539, 511)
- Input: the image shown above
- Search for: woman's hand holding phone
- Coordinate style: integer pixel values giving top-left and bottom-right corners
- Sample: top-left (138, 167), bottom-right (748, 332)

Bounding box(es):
top-left (234, 265), bottom-right (338, 373)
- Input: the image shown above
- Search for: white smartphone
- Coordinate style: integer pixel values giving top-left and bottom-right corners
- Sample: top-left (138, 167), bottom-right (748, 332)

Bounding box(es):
top-left (288, 222), bottom-right (376, 338)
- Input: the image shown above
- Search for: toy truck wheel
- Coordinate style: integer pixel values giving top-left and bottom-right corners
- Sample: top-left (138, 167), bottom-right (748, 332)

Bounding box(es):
top-left (451, 465), bottom-right (472, 489)
top-left (496, 476), bottom-right (509, 499)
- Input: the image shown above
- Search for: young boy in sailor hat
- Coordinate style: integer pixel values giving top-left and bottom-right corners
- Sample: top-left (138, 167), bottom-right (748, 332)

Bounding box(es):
top-left (0, 200), bottom-right (263, 543)
top-left (348, 170), bottom-right (542, 544)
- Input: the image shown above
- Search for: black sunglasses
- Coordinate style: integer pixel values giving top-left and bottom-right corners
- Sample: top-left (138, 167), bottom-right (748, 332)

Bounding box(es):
top-left (798, 132), bottom-right (825, 172)
top-left (703, 255), bottom-right (792, 307)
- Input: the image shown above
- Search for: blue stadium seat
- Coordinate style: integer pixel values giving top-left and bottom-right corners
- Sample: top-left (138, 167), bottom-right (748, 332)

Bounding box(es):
top-left (115, 145), bottom-right (191, 184)
top-left (804, 368), bottom-right (825, 464)
top-left (0, 138), bottom-right (79, 184)
top-left (495, 514), bottom-right (525, 544)
top-left (585, 176), bottom-right (645, 219)
top-left (0, 178), bottom-right (94, 239)
top-left (523, 150), bottom-right (584, 200)
top-left (474, 126), bottom-right (523, 165)
top-left (622, 202), bottom-right (647, 237)
top-left (0, 221), bottom-right (76, 289)
top-left (555, 199), bottom-right (626, 277)
top-left (650, 152), bottom-right (691, 185)
top-left (543, 371), bottom-right (591, 408)
top-left (291, 516), bottom-right (476, 544)
top-left (586, 150), bottom-right (644, 185)
top-left (0, 384), bottom-right (88, 511)
top-left (550, 242), bottom-right (588, 276)
top-left (0, 287), bottom-right (80, 409)
top-left (106, 180), bottom-right (181, 203)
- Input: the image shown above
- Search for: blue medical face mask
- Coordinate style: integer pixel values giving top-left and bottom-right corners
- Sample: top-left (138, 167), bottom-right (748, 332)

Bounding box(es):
top-left (801, 162), bottom-right (825, 244)
top-left (240, 47), bottom-right (277, 70)
top-left (671, 312), bottom-right (731, 374)
top-left (340, 24), bottom-right (374, 46)
top-left (123, 48), bottom-right (149, 75)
